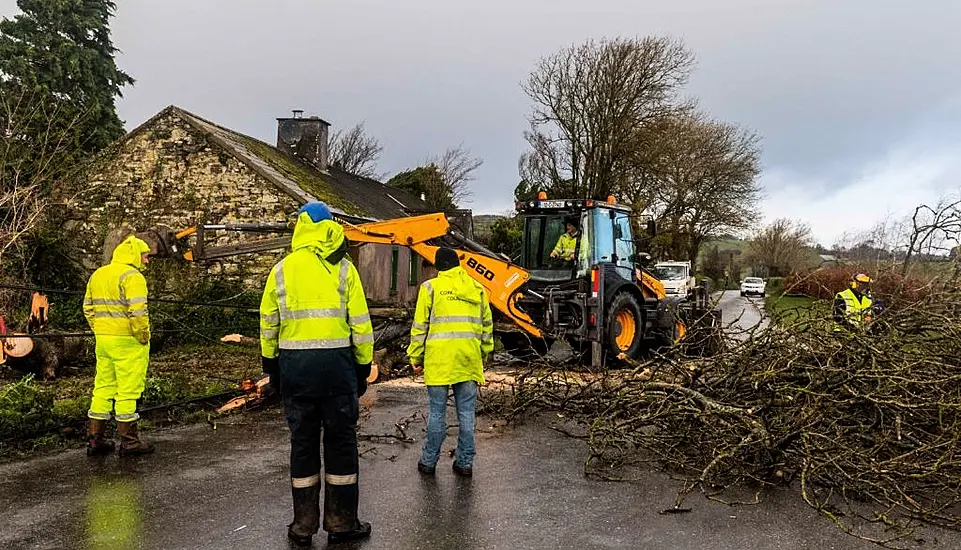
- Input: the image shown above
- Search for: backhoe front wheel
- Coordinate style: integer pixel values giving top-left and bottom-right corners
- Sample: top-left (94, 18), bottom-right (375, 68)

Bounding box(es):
top-left (606, 292), bottom-right (644, 360)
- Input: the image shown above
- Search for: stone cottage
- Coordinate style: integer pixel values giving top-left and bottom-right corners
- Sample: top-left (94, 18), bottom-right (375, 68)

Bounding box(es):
top-left (64, 105), bottom-right (469, 305)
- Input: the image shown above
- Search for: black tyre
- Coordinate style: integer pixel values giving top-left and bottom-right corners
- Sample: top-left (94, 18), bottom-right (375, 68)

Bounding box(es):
top-left (653, 312), bottom-right (682, 353)
top-left (606, 292), bottom-right (644, 360)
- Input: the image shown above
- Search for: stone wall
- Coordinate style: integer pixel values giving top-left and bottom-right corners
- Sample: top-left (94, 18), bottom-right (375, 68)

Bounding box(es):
top-left (64, 110), bottom-right (299, 291)
top-left (63, 109), bottom-right (432, 306)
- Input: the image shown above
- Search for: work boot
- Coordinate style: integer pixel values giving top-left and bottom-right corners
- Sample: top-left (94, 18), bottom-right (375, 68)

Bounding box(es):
top-left (116, 420), bottom-right (155, 457)
top-left (452, 461), bottom-right (473, 477)
top-left (417, 461), bottom-right (436, 475)
top-left (324, 483), bottom-right (371, 543)
top-left (287, 484), bottom-right (321, 547)
top-left (327, 521), bottom-right (372, 544)
top-left (86, 419), bottom-right (115, 456)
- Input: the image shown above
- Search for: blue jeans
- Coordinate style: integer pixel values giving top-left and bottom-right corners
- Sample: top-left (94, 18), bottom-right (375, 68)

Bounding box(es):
top-left (420, 382), bottom-right (477, 468)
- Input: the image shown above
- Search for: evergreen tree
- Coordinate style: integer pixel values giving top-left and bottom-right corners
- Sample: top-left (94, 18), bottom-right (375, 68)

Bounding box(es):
top-left (387, 165), bottom-right (456, 211)
top-left (0, 0), bottom-right (133, 183)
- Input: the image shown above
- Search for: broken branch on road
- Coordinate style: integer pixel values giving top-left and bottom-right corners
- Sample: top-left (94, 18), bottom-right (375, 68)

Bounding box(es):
top-left (486, 281), bottom-right (961, 547)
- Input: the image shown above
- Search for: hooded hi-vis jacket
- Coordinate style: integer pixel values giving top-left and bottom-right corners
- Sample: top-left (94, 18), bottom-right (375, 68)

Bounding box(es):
top-left (83, 236), bottom-right (151, 344)
top-left (833, 288), bottom-right (873, 330)
top-left (408, 266), bottom-right (493, 386)
top-left (259, 213), bottom-right (374, 366)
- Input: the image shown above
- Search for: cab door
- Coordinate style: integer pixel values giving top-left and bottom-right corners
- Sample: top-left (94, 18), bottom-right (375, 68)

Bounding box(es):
top-left (613, 211), bottom-right (634, 276)
top-left (587, 208), bottom-right (613, 269)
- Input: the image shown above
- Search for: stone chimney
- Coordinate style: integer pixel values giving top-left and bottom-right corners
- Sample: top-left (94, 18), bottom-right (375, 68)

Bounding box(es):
top-left (276, 109), bottom-right (331, 172)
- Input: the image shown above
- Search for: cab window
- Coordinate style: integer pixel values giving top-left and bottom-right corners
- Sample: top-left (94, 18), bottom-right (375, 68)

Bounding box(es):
top-left (613, 212), bottom-right (633, 270)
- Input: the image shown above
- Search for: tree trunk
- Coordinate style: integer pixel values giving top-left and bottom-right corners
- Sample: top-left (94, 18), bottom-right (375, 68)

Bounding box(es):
top-left (1, 334), bottom-right (84, 381)
top-left (373, 321), bottom-right (412, 346)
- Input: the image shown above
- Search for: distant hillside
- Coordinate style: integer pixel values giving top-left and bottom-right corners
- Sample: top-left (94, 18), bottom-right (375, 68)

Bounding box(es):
top-left (705, 237), bottom-right (749, 253)
top-left (697, 237), bottom-right (748, 265)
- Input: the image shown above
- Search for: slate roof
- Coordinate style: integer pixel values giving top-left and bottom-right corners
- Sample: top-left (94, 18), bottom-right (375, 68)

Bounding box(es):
top-left (125, 105), bottom-right (432, 221)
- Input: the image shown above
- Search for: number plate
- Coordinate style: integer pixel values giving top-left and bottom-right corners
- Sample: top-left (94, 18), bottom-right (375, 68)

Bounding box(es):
top-left (537, 200), bottom-right (567, 209)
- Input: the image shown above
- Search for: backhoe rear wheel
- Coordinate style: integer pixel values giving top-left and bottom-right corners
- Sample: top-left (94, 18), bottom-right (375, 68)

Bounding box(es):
top-left (606, 292), bottom-right (644, 361)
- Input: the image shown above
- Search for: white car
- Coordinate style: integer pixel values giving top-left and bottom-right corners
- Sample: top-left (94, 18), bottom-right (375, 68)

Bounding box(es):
top-left (740, 277), bottom-right (766, 297)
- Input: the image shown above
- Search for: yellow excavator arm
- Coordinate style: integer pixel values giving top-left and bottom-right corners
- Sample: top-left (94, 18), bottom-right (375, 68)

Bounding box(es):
top-left (163, 213), bottom-right (542, 338)
top-left (340, 214), bottom-right (541, 337)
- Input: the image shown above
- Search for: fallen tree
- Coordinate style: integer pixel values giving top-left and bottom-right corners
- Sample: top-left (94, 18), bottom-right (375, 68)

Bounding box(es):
top-left (487, 281), bottom-right (961, 546)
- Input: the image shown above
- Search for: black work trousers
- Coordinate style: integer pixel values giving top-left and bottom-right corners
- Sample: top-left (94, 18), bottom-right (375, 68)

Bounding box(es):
top-left (284, 392), bottom-right (361, 533)
top-left (283, 392), bottom-right (360, 481)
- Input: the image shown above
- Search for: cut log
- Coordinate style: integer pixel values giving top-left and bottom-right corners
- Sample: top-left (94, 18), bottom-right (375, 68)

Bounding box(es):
top-left (369, 308), bottom-right (409, 320)
top-left (2, 333), bottom-right (34, 359)
top-left (221, 333), bottom-right (258, 345)
top-left (373, 321), bottom-right (412, 346)
top-left (4, 337), bottom-right (55, 380)
top-left (1, 334), bottom-right (84, 380)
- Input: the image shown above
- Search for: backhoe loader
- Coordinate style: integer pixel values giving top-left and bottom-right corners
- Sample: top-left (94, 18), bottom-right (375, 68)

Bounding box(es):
top-left (152, 193), bottom-right (720, 366)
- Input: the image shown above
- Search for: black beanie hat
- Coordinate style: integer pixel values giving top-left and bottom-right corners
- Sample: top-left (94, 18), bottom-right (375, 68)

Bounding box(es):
top-left (435, 247), bottom-right (460, 271)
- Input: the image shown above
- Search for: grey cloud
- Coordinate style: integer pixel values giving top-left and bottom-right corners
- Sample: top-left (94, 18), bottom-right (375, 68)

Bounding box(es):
top-left (2, 0), bottom-right (959, 215)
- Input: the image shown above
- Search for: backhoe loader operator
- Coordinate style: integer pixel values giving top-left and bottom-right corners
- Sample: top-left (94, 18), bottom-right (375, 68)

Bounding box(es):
top-left (550, 217), bottom-right (581, 263)
top-left (260, 201), bottom-right (374, 547)
top-left (84, 235), bottom-right (154, 457)
top-left (833, 273), bottom-right (874, 331)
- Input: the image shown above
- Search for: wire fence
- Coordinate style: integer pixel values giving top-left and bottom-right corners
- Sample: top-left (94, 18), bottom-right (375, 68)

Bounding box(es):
top-left (0, 282), bottom-right (260, 345)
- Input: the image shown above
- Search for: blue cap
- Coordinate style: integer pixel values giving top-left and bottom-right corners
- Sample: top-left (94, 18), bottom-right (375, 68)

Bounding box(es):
top-left (298, 201), bottom-right (332, 223)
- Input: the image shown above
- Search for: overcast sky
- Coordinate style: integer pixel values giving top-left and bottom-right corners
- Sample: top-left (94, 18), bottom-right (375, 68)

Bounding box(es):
top-left (3, 0), bottom-right (961, 246)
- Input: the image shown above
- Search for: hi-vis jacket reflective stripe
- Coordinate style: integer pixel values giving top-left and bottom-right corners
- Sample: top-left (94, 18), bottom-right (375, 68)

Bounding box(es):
top-left (260, 214), bottom-right (374, 365)
top-left (551, 232), bottom-right (577, 260)
top-left (835, 288), bottom-right (872, 329)
top-left (83, 236), bottom-right (151, 344)
top-left (407, 266), bottom-right (493, 386)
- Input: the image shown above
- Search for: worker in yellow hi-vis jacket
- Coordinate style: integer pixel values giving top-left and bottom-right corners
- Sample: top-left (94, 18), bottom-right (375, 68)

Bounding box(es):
top-left (408, 247), bottom-right (494, 477)
top-left (260, 201), bottom-right (374, 547)
top-left (83, 235), bottom-right (154, 457)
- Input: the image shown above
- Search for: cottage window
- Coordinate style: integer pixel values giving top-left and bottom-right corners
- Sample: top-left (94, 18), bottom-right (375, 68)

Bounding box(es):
top-left (408, 250), bottom-right (419, 285)
top-left (390, 247), bottom-right (399, 295)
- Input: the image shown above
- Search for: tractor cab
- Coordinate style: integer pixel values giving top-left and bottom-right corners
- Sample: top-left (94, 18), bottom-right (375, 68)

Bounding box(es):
top-left (511, 193), bottom-right (673, 364)
top-left (515, 194), bottom-right (651, 284)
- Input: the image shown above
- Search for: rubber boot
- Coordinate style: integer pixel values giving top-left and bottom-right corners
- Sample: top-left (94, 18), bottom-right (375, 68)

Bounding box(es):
top-left (287, 484), bottom-right (321, 547)
top-left (86, 418), bottom-right (115, 456)
top-left (324, 483), bottom-right (372, 544)
top-left (116, 420), bottom-right (155, 457)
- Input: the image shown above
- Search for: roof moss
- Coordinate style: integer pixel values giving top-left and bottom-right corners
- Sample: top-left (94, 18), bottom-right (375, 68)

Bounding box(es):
top-left (232, 135), bottom-right (364, 217)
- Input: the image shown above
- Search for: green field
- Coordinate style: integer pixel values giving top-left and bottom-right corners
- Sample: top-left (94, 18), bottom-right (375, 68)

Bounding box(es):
top-left (764, 294), bottom-right (828, 327)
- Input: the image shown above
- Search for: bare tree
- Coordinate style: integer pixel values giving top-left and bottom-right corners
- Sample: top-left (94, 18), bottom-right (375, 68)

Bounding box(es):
top-left (902, 195), bottom-right (961, 277)
top-left (0, 89), bottom-right (73, 263)
top-left (828, 200), bottom-right (961, 278)
top-left (1, 88), bottom-right (87, 310)
top-left (328, 123), bottom-right (383, 179)
top-left (430, 145), bottom-right (482, 206)
top-left (521, 36), bottom-right (695, 199)
top-left (746, 218), bottom-right (815, 277)
top-left (635, 113), bottom-right (762, 264)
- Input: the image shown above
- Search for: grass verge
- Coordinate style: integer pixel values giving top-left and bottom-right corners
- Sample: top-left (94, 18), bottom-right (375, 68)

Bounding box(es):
top-left (763, 293), bottom-right (829, 329)
top-left (0, 343), bottom-right (260, 460)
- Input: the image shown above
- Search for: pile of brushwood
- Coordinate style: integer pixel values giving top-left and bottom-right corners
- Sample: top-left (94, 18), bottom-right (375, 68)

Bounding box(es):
top-left (487, 284), bottom-right (961, 546)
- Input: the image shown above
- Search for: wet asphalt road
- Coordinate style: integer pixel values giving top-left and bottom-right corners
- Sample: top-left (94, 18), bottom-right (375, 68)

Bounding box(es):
top-left (6, 381), bottom-right (956, 550)
top-left (715, 290), bottom-right (768, 338)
